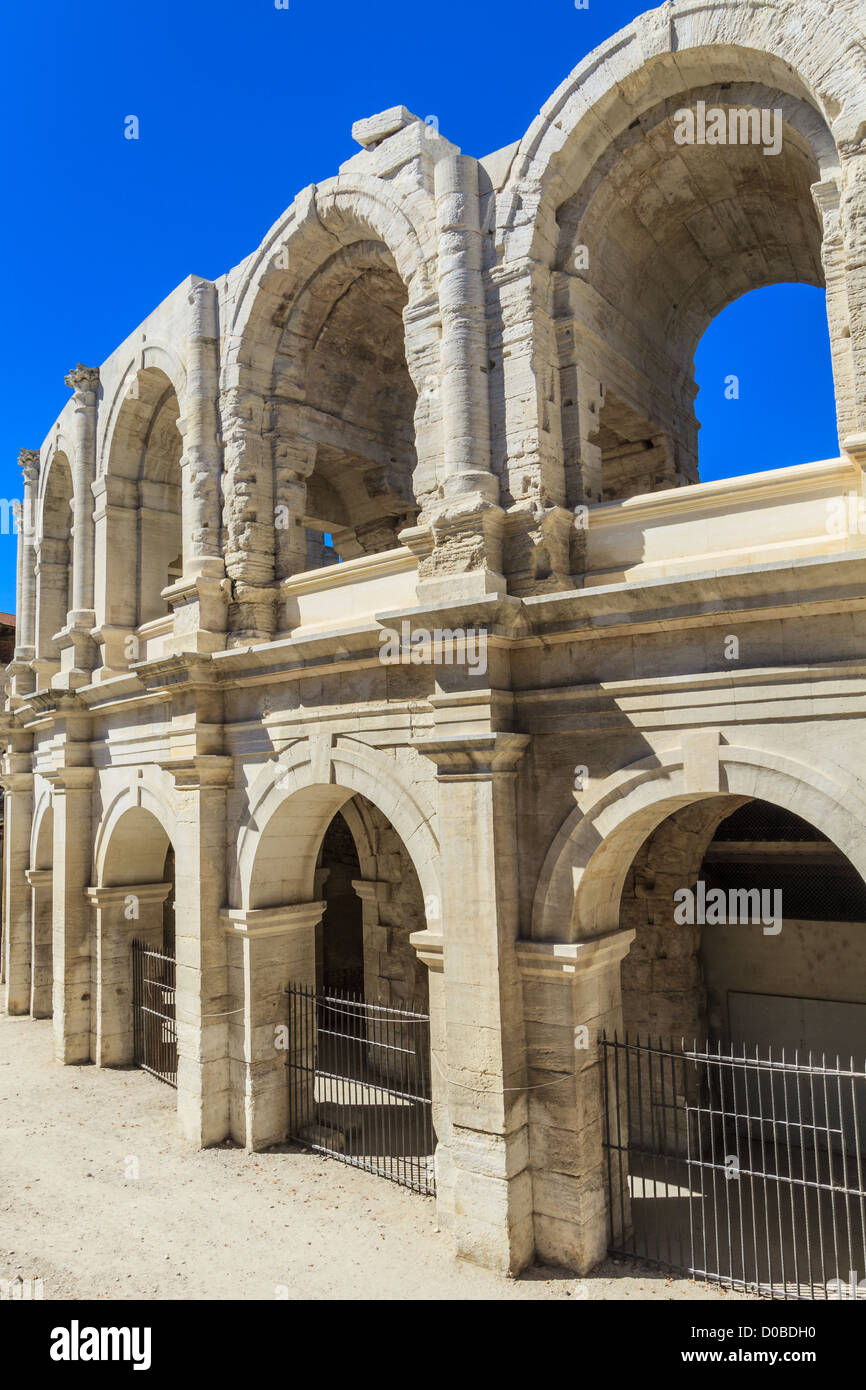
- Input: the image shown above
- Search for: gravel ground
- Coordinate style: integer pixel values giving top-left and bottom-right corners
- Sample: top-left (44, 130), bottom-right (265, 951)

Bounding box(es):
top-left (0, 1012), bottom-right (752, 1301)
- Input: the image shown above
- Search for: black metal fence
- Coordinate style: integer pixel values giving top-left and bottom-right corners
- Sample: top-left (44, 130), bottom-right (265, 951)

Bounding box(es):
top-left (132, 939), bottom-right (178, 1088)
top-left (286, 984), bottom-right (436, 1195)
top-left (601, 1033), bottom-right (866, 1300)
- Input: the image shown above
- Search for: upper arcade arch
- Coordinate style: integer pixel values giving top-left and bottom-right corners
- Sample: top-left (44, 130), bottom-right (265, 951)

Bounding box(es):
top-left (494, 0), bottom-right (865, 526)
top-left (220, 177), bottom-right (444, 608)
top-left (96, 364), bottom-right (184, 632)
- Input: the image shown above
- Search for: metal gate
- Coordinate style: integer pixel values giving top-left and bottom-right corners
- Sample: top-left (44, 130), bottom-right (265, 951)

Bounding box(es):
top-left (132, 939), bottom-right (178, 1087)
top-left (286, 984), bottom-right (435, 1195)
top-left (601, 1033), bottom-right (866, 1299)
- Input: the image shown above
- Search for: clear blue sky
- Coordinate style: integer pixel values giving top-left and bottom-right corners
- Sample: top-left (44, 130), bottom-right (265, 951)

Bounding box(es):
top-left (0, 0), bottom-right (839, 613)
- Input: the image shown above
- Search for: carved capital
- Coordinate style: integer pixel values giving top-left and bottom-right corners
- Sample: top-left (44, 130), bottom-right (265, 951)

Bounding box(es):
top-left (17, 449), bottom-right (40, 487)
top-left (64, 364), bottom-right (100, 399)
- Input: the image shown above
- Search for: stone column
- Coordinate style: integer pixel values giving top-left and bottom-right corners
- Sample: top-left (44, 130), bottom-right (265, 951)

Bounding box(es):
top-left (421, 157), bottom-right (504, 599)
top-left (220, 385), bottom-right (276, 645)
top-left (49, 768), bottom-right (95, 1063)
top-left (517, 928), bottom-right (635, 1272)
top-left (166, 756), bottom-right (233, 1146)
top-left (409, 927), bottom-right (453, 1222)
top-left (837, 142), bottom-right (866, 437)
top-left (414, 731), bottom-right (533, 1274)
top-left (17, 451), bottom-right (39, 653)
top-left (86, 883), bottom-right (171, 1066)
top-left (222, 902), bottom-right (324, 1150)
top-left (33, 535), bottom-right (72, 689)
top-left (56, 366), bottom-right (100, 687)
top-left (26, 868), bottom-right (53, 1018)
top-left (2, 773), bottom-right (34, 1015)
top-left (165, 280), bottom-right (228, 657)
top-left (7, 455), bottom-right (39, 702)
top-left (90, 473), bottom-right (139, 678)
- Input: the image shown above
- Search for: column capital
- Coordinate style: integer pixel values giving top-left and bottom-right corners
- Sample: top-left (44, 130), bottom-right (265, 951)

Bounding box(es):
top-left (85, 882), bottom-right (172, 908)
top-left (159, 755), bottom-right (233, 790)
top-left (516, 928), bottom-right (636, 981)
top-left (64, 364), bottom-right (100, 400)
top-left (43, 766), bottom-right (96, 793)
top-left (410, 929), bottom-right (444, 972)
top-left (25, 868), bottom-right (53, 887)
top-left (221, 902), bottom-right (325, 939)
top-left (0, 772), bottom-right (34, 795)
top-left (412, 731), bottom-right (530, 779)
top-left (17, 450), bottom-right (40, 487)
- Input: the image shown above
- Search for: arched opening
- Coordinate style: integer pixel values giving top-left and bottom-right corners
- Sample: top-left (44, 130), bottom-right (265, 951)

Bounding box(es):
top-left (102, 368), bottom-right (183, 636)
top-left (269, 242), bottom-right (420, 575)
top-left (607, 793), bottom-right (866, 1294)
top-left (29, 805), bottom-right (54, 1019)
top-left (245, 780), bottom-right (436, 1192)
top-left (555, 81), bottom-right (843, 504)
top-left (94, 804), bottom-right (176, 1080)
top-left (35, 451), bottom-right (73, 679)
top-left (694, 284), bottom-right (839, 483)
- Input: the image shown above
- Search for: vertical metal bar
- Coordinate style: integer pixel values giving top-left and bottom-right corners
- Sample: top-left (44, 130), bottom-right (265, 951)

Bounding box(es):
top-left (835, 1050), bottom-right (856, 1299)
top-left (780, 1046), bottom-right (802, 1298)
top-left (850, 1058), bottom-right (866, 1293)
top-left (821, 1050), bottom-right (842, 1295)
top-left (793, 1049), bottom-right (815, 1299)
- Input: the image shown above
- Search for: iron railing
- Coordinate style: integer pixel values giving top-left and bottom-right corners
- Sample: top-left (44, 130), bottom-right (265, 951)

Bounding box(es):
top-left (286, 984), bottom-right (436, 1195)
top-left (132, 939), bottom-right (178, 1088)
top-left (601, 1033), bottom-right (866, 1300)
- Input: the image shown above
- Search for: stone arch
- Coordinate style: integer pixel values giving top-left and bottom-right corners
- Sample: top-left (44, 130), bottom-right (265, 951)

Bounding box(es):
top-left (496, 0), bottom-right (865, 519)
top-left (234, 738), bottom-right (440, 914)
top-left (34, 448), bottom-right (74, 671)
top-left (98, 348), bottom-right (188, 478)
top-left (220, 177), bottom-right (442, 611)
top-left (228, 176), bottom-right (434, 351)
top-left (532, 744), bottom-right (866, 943)
top-left (502, 1), bottom-right (862, 258)
top-left (96, 364), bottom-right (184, 633)
top-left (93, 779), bottom-right (177, 888)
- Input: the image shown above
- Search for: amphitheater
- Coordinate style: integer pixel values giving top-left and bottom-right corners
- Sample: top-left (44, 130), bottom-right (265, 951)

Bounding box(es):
top-left (2, 0), bottom-right (866, 1292)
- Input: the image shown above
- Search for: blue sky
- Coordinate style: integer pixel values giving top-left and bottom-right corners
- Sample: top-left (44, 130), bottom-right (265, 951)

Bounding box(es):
top-left (0, 0), bottom-right (839, 613)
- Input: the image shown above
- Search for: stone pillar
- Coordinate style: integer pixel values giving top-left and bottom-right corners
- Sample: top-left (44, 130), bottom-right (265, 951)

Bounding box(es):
top-left (26, 868), bottom-right (53, 1018)
top-left (272, 418), bottom-right (316, 584)
top-left (410, 927), bottom-right (454, 1222)
top-left (223, 902), bottom-right (324, 1150)
top-left (837, 143), bottom-right (866, 436)
top-left (86, 883), bottom-right (171, 1066)
top-left (221, 386), bottom-right (276, 645)
top-left (56, 366), bottom-right (100, 687)
top-left (49, 768), bottom-right (95, 1063)
top-left (517, 928), bottom-right (635, 1272)
top-left (2, 774), bottom-right (34, 1015)
top-left (167, 756), bottom-right (232, 1146)
top-left (17, 451), bottom-right (39, 653)
top-left (33, 535), bottom-right (72, 689)
top-left (421, 157), bottom-right (504, 598)
top-left (165, 280), bottom-right (228, 657)
top-left (91, 473), bottom-right (139, 678)
top-left (489, 263), bottom-right (575, 591)
top-left (5, 497), bottom-right (35, 706)
top-left (414, 731), bottom-right (533, 1274)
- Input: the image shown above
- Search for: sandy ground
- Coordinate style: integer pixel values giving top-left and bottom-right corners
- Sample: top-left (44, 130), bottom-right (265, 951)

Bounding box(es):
top-left (0, 1012), bottom-right (752, 1301)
